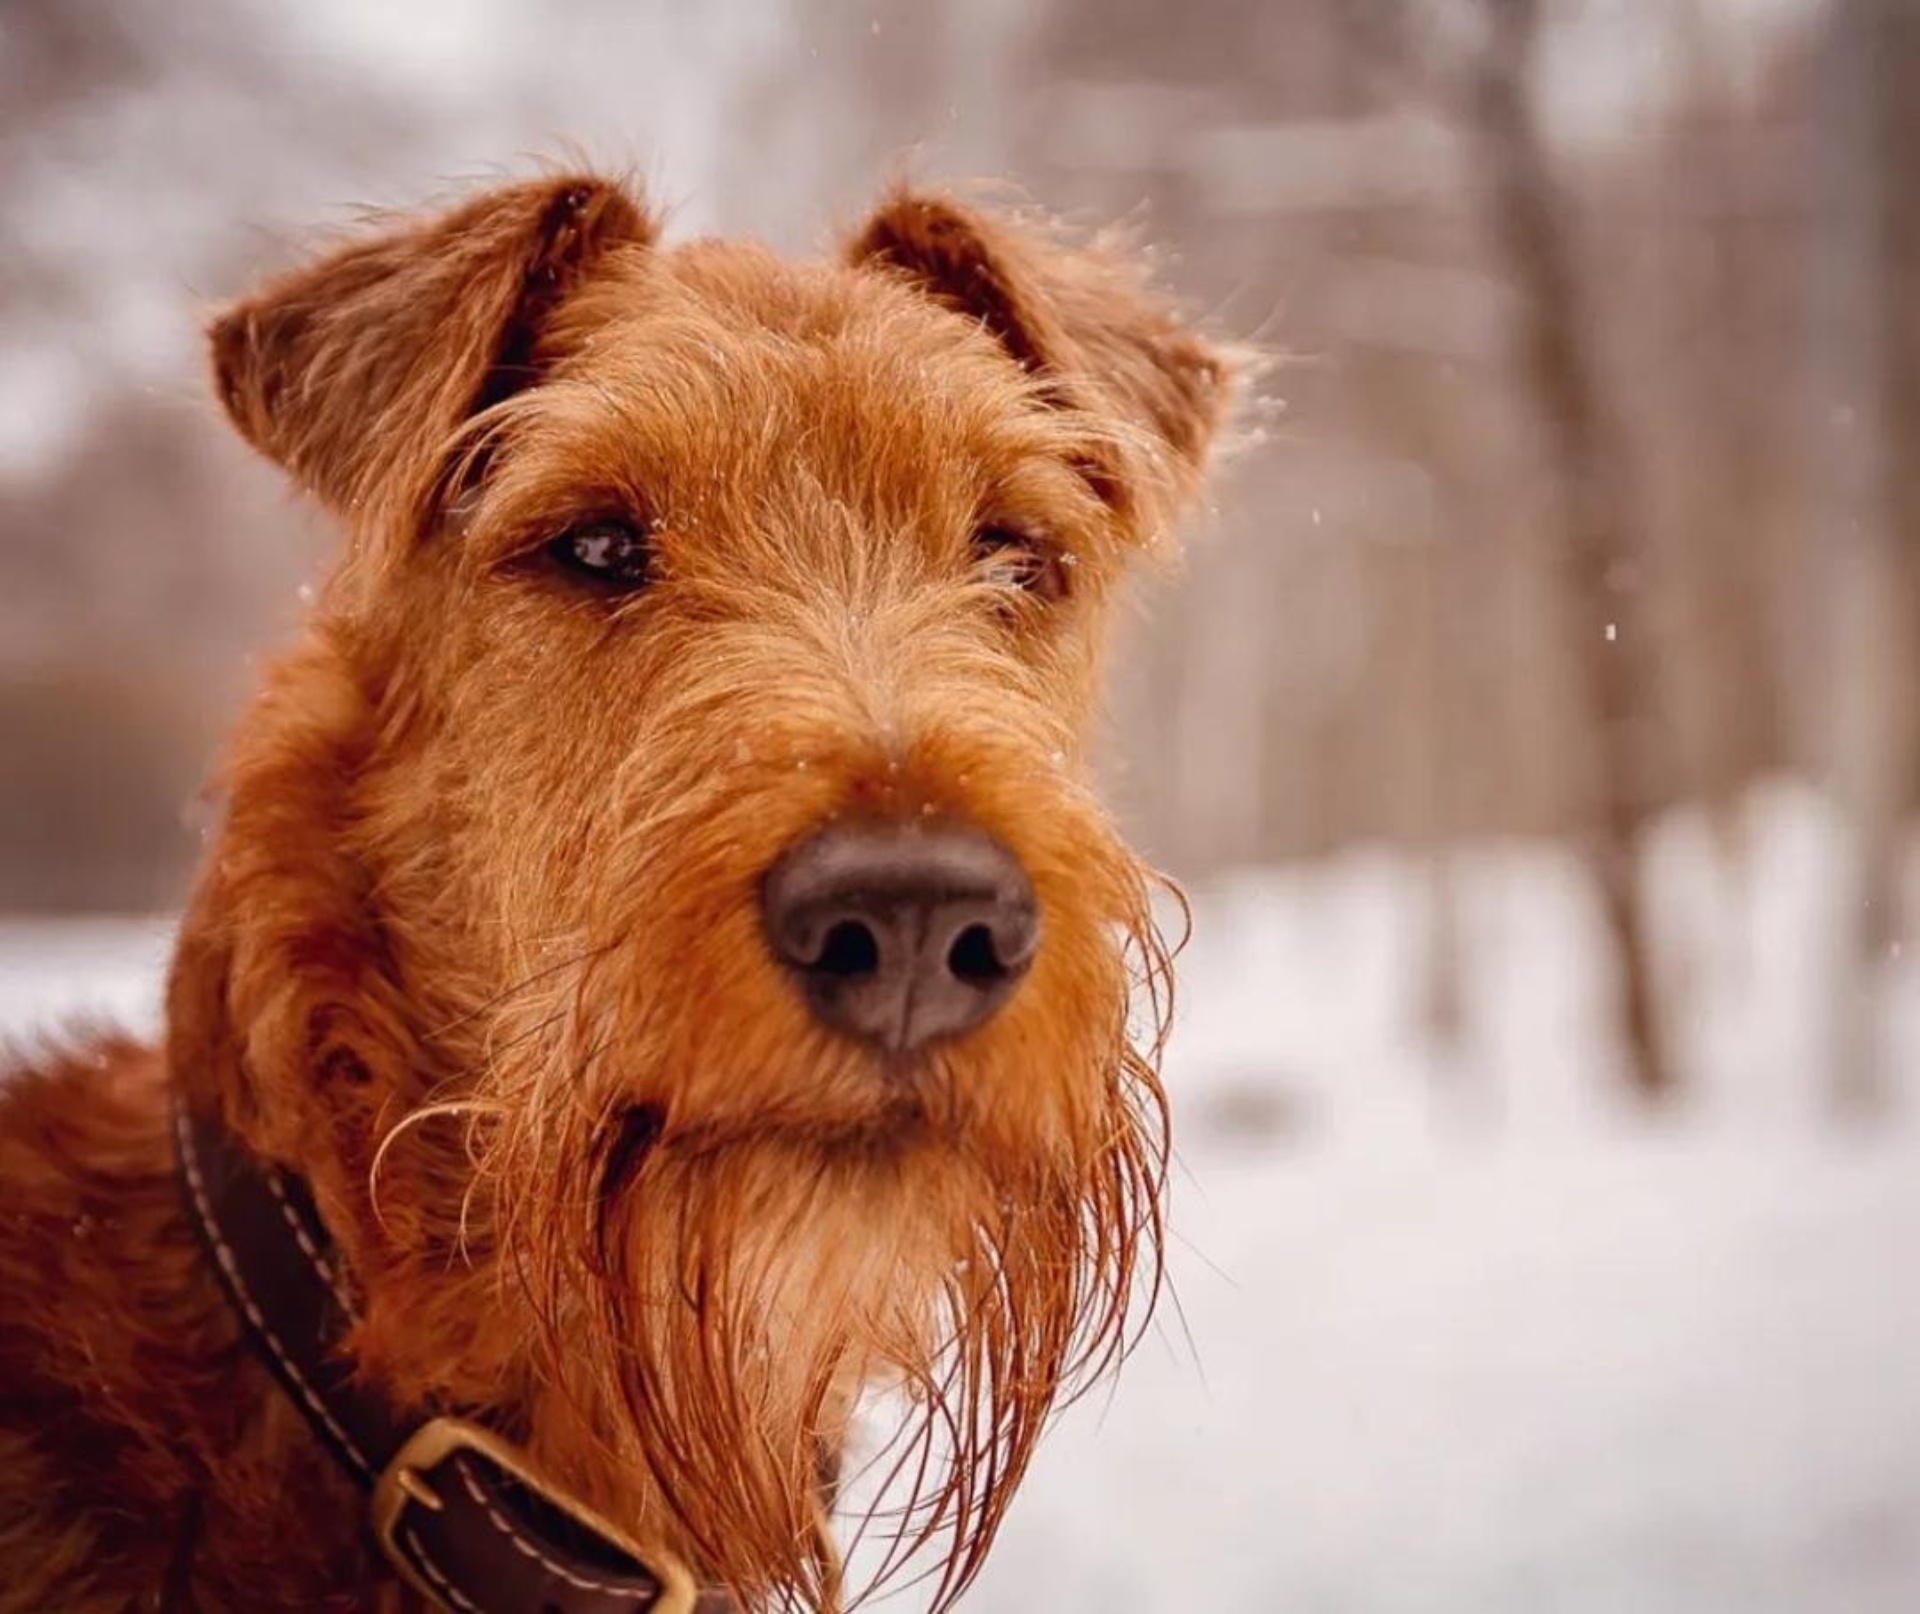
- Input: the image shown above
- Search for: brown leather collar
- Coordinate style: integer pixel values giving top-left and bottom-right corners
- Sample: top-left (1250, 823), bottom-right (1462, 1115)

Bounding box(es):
top-left (174, 1101), bottom-right (734, 1614)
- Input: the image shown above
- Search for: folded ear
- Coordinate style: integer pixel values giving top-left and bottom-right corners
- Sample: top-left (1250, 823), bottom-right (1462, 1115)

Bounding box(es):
top-left (210, 174), bottom-right (653, 537)
top-left (847, 187), bottom-right (1232, 532)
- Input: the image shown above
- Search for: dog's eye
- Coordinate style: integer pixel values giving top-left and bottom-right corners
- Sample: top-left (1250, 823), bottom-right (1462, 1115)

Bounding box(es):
top-left (971, 527), bottom-right (1070, 603)
top-left (545, 519), bottom-right (653, 591)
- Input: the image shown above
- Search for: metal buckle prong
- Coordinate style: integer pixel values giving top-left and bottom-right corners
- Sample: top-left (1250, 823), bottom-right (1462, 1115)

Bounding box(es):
top-left (371, 1416), bottom-right (698, 1614)
top-left (393, 1467), bottom-right (443, 1512)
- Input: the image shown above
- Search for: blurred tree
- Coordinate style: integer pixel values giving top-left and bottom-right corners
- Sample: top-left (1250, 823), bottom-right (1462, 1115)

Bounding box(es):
top-left (1465, 0), bottom-right (1672, 1098)
top-left (1807, 0), bottom-right (1916, 1115)
top-left (1868, 0), bottom-right (1920, 1121)
top-left (0, 668), bottom-right (212, 912)
top-left (0, 0), bottom-right (1889, 1121)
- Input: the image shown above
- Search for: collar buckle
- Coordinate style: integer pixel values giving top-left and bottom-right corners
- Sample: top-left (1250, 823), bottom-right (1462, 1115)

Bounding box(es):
top-left (373, 1416), bottom-right (699, 1614)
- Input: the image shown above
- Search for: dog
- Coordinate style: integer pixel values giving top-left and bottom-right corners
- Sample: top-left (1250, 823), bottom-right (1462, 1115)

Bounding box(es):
top-left (0, 171), bottom-right (1232, 1612)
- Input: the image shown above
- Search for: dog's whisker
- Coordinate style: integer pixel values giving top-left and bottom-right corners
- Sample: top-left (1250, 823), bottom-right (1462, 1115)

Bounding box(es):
top-left (368, 1095), bottom-right (509, 1230)
top-left (417, 940), bottom-right (614, 1045)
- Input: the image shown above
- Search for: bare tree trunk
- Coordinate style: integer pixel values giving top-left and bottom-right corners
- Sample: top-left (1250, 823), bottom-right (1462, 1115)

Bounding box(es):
top-left (1870, 0), bottom-right (1920, 1120)
top-left (1808, 0), bottom-right (1910, 1117)
top-left (1466, 0), bottom-right (1674, 1099)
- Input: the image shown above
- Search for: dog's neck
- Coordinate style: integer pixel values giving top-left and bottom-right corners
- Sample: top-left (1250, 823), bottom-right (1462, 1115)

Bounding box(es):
top-left (165, 1014), bottom-right (857, 1604)
top-left (161, 638), bottom-right (856, 1598)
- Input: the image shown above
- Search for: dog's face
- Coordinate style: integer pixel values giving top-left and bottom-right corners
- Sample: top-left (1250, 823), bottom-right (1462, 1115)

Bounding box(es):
top-left (182, 177), bottom-right (1226, 1608)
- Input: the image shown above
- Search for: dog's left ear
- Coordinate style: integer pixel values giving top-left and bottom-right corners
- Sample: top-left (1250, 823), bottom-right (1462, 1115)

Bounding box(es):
top-left (210, 174), bottom-right (653, 537)
top-left (847, 187), bottom-right (1233, 533)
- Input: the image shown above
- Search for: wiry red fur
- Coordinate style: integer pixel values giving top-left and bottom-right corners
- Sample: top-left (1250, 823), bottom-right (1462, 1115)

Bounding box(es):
top-left (0, 172), bottom-right (1231, 1611)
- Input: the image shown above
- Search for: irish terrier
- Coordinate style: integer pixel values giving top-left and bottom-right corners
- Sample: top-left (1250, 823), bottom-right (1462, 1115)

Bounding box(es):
top-left (0, 172), bottom-right (1231, 1612)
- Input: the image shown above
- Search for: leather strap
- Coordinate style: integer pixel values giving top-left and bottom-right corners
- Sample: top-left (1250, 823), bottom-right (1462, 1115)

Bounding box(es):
top-left (174, 1101), bottom-right (730, 1614)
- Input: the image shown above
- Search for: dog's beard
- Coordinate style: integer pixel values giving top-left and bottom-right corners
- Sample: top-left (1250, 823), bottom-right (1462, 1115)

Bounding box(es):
top-left (464, 916), bottom-right (1172, 1613)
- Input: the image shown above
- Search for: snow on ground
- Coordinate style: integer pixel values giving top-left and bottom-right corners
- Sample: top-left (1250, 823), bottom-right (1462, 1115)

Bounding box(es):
top-left (0, 915), bottom-right (174, 1042)
top-left (2, 782), bottom-right (1915, 1611)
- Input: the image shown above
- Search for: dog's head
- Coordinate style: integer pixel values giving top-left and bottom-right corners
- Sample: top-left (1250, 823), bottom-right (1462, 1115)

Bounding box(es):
top-left (172, 173), bottom-right (1230, 1608)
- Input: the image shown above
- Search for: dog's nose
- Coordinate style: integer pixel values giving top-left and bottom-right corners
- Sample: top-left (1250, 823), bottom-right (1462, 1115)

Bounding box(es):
top-left (762, 823), bottom-right (1039, 1055)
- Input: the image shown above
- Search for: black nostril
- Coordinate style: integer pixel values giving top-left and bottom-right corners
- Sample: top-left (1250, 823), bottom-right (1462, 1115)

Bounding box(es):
top-left (947, 923), bottom-right (1005, 984)
top-left (816, 919), bottom-right (880, 979)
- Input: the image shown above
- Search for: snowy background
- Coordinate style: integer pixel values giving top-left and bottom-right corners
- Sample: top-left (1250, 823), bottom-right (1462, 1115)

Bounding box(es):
top-left (6, 0), bottom-right (1920, 1609)
top-left (6, 784), bottom-right (1917, 1610)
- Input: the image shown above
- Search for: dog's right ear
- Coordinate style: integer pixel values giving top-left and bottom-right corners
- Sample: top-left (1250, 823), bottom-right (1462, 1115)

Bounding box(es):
top-left (210, 175), bottom-right (653, 537)
top-left (847, 187), bottom-right (1233, 539)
